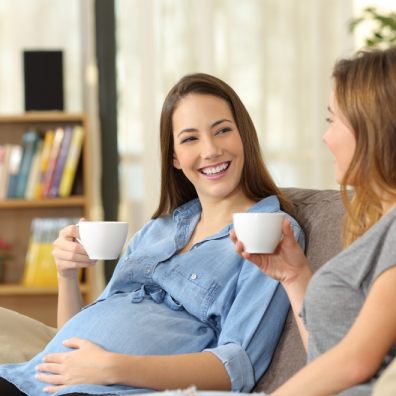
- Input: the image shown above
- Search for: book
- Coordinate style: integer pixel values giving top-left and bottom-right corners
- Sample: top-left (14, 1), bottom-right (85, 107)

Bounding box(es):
top-left (58, 126), bottom-right (84, 197)
top-left (41, 127), bottom-right (64, 198)
top-left (15, 130), bottom-right (41, 198)
top-left (5, 145), bottom-right (23, 198)
top-left (25, 139), bottom-right (43, 199)
top-left (34, 129), bottom-right (55, 199)
top-left (0, 145), bottom-right (9, 199)
top-left (23, 217), bottom-right (79, 287)
top-left (48, 126), bottom-right (73, 198)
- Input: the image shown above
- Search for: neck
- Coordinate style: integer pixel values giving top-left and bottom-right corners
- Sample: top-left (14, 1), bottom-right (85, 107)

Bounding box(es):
top-left (199, 191), bottom-right (256, 228)
top-left (381, 200), bottom-right (396, 216)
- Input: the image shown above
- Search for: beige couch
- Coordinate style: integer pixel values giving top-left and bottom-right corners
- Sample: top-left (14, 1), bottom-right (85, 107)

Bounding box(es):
top-left (1, 188), bottom-right (393, 393)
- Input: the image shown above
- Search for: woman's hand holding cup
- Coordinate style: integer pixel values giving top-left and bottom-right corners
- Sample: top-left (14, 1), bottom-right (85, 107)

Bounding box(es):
top-left (52, 219), bottom-right (97, 280)
top-left (230, 217), bottom-right (310, 286)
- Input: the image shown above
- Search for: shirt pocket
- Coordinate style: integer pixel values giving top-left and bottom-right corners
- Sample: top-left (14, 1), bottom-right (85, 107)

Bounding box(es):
top-left (164, 263), bottom-right (221, 322)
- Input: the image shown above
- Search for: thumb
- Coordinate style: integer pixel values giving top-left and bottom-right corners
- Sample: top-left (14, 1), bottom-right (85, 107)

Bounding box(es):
top-left (282, 219), bottom-right (296, 242)
top-left (62, 337), bottom-right (86, 349)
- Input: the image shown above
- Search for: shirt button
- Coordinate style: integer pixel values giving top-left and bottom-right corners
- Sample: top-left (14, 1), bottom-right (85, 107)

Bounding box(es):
top-left (144, 268), bottom-right (151, 274)
top-left (190, 273), bottom-right (198, 280)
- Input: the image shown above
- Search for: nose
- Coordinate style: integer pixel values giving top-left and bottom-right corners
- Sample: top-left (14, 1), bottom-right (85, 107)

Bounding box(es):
top-left (201, 135), bottom-right (222, 159)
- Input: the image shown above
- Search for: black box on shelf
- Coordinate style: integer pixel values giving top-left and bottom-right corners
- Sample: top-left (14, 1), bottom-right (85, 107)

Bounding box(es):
top-left (23, 50), bottom-right (64, 111)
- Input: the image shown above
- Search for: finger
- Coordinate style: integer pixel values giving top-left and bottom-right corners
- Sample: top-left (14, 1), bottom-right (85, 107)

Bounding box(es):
top-left (282, 219), bottom-right (296, 242)
top-left (59, 224), bottom-right (80, 240)
top-left (43, 385), bottom-right (66, 394)
top-left (35, 371), bottom-right (63, 385)
top-left (36, 363), bottom-right (62, 375)
top-left (229, 229), bottom-right (237, 243)
top-left (234, 239), bottom-right (245, 255)
top-left (52, 246), bottom-right (94, 264)
top-left (62, 337), bottom-right (86, 349)
top-left (43, 353), bottom-right (64, 364)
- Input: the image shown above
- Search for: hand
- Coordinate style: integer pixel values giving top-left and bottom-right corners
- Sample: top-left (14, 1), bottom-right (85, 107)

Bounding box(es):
top-left (230, 219), bottom-right (310, 286)
top-left (35, 338), bottom-right (114, 393)
top-left (52, 218), bottom-right (96, 279)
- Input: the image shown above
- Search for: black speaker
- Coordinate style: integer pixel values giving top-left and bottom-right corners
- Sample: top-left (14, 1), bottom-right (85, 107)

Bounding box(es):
top-left (23, 50), bottom-right (64, 111)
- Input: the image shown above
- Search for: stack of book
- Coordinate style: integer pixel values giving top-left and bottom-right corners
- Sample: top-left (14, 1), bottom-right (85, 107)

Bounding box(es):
top-left (23, 217), bottom-right (79, 287)
top-left (0, 125), bottom-right (84, 200)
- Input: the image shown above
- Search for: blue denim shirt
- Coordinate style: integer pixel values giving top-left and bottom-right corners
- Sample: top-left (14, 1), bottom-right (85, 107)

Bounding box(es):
top-left (0, 196), bottom-right (304, 396)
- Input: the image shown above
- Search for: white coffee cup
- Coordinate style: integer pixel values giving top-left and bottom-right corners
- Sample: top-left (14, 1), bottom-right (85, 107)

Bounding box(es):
top-left (233, 212), bottom-right (285, 253)
top-left (77, 221), bottom-right (128, 260)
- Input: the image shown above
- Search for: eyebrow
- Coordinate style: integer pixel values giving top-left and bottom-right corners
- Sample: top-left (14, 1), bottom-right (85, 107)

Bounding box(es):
top-left (327, 106), bottom-right (334, 114)
top-left (176, 118), bottom-right (233, 138)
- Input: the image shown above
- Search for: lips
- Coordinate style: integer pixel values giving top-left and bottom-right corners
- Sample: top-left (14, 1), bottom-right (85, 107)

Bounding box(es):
top-left (199, 161), bottom-right (231, 178)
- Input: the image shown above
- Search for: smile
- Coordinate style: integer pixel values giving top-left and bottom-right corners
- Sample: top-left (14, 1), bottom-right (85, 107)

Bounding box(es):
top-left (199, 161), bottom-right (230, 176)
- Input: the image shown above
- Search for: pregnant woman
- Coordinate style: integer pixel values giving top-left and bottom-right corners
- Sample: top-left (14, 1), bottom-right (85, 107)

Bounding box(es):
top-left (0, 73), bottom-right (304, 396)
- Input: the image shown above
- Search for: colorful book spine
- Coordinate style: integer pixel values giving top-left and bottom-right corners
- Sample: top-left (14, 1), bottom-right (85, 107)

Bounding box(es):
top-left (34, 129), bottom-right (55, 199)
top-left (23, 217), bottom-right (79, 287)
top-left (5, 145), bottom-right (23, 198)
top-left (15, 130), bottom-right (40, 198)
top-left (41, 127), bottom-right (64, 198)
top-left (0, 145), bottom-right (8, 199)
top-left (25, 139), bottom-right (43, 200)
top-left (58, 126), bottom-right (84, 197)
top-left (48, 126), bottom-right (73, 198)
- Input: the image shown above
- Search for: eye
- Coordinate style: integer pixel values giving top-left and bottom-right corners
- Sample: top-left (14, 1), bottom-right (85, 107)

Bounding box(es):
top-left (325, 117), bottom-right (333, 124)
top-left (215, 127), bottom-right (232, 135)
top-left (180, 136), bottom-right (198, 144)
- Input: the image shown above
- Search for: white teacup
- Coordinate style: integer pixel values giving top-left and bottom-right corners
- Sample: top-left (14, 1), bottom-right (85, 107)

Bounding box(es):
top-left (233, 212), bottom-right (285, 253)
top-left (77, 221), bottom-right (128, 260)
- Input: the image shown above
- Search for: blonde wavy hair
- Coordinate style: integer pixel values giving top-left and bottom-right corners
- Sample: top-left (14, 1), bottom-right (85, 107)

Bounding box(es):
top-left (332, 47), bottom-right (396, 246)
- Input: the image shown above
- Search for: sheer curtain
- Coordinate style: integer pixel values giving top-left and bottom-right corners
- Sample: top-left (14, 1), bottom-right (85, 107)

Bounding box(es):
top-left (116, 0), bottom-right (354, 234)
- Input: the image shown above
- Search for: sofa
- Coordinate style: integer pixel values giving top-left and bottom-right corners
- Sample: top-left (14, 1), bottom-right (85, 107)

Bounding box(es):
top-left (1, 188), bottom-right (392, 393)
top-left (256, 187), bottom-right (345, 393)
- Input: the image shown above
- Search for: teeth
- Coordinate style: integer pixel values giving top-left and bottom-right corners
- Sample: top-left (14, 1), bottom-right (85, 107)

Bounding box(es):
top-left (201, 162), bottom-right (229, 175)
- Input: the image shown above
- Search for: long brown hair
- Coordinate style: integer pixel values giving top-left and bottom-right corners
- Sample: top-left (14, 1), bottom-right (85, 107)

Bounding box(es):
top-left (152, 73), bottom-right (294, 218)
top-left (332, 47), bottom-right (396, 246)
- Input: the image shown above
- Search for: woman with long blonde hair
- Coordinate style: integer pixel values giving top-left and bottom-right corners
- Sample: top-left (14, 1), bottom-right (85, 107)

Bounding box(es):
top-left (233, 46), bottom-right (396, 395)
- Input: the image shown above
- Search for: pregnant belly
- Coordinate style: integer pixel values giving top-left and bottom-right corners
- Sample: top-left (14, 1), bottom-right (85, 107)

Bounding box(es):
top-left (43, 293), bottom-right (215, 356)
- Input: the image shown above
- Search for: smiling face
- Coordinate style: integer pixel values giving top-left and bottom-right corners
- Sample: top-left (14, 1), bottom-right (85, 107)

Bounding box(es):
top-left (172, 93), bottom-right (245, 204)
top-left (323, 91), bottom-right (357, 185)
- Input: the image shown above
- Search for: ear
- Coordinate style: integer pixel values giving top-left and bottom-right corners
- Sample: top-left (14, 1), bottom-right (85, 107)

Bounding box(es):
top-left (173, 154), bottom-right (181, 170)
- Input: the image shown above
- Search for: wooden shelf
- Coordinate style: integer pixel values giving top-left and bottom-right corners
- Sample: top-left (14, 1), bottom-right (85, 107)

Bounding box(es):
top-left (0, 112), bottom-right (86, 123)
top-left (0, 112), bottom-right (94, 326)
top-left (0, 283), bottom-right (89, 296)
top-left (0, 196), bottom-right (86, 209)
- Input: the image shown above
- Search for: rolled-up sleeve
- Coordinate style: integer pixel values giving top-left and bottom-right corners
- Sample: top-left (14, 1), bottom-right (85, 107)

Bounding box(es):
top-left (205, 273), bottom-right (290, 392)
top-left (205, 221), bottom-right (304, 392)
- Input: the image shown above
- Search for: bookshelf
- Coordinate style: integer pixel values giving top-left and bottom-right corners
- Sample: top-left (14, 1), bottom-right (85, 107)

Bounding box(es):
top-left (0, 112), bottom-right (94, 327)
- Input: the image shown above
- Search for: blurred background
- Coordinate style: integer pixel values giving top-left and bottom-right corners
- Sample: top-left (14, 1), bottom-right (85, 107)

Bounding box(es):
top-left (0, 0), bottom-right (394, 236)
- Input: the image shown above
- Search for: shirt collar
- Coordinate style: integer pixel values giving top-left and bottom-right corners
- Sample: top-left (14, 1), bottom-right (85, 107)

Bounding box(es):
top-left (173, 195), bottom-right (281, 240)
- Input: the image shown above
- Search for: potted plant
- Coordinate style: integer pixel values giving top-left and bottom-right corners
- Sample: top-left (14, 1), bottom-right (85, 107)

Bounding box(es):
top-left (349, 6), bottom-right (396, 48)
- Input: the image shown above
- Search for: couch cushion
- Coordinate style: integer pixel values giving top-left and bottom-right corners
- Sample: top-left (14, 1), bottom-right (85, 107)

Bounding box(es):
top-left (255, 188), bottom-right (344, 393)
top-left (0, 307), bottom-right (56, 364)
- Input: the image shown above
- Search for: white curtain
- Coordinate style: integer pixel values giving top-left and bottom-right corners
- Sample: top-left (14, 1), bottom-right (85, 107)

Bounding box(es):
top-left (116, 0), bottom-right (354, 233)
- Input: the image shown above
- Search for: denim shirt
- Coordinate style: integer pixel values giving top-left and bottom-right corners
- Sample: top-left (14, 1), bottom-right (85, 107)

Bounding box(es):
top-left (0, 196), bottom-right (304, 396)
